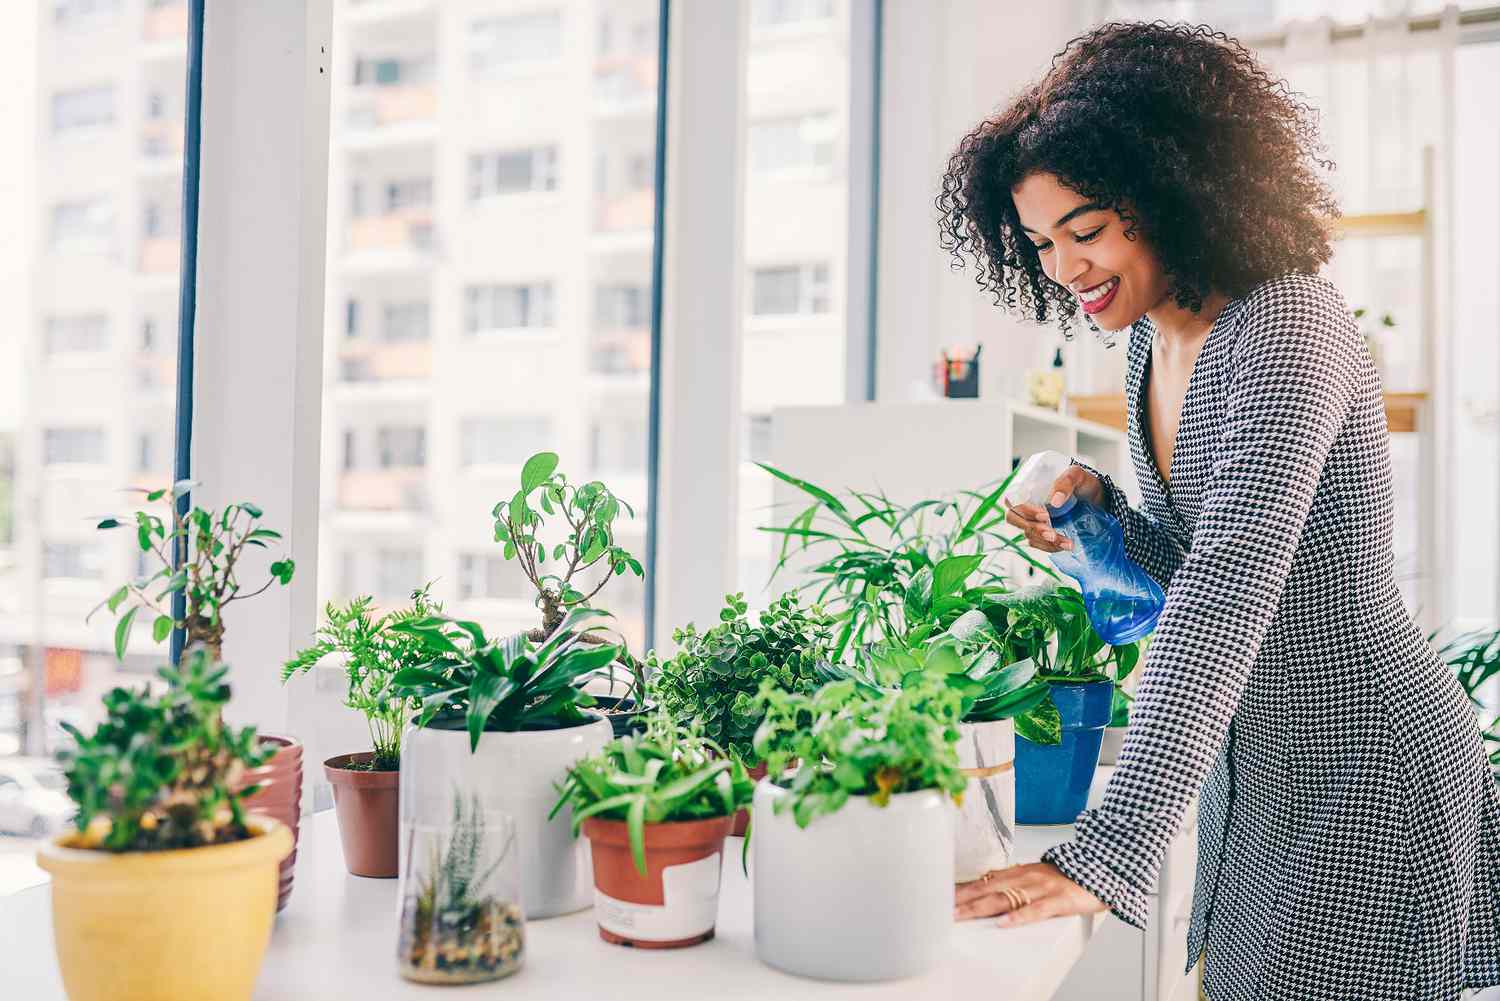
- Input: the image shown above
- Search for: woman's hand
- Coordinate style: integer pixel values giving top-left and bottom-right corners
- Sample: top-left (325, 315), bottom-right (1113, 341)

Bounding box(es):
top-left (1003, 465), bottom-right (1103, 553)
top-left (954, 862), bottom-right (1108, 927)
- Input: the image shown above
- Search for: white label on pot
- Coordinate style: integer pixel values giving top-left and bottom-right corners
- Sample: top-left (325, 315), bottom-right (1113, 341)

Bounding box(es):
top-left (594, 852), bottom-right (722, 943)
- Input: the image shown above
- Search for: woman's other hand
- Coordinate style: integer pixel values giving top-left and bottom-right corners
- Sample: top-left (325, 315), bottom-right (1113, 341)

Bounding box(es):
top-left (954, 862), bottom-right (1108, 927)
top-left (1003, 464), bottom-right (1103, 553)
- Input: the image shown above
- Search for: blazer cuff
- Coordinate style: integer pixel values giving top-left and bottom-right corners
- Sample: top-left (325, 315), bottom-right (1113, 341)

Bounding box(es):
top-left (1042, 837), bottom-right (1151, 930)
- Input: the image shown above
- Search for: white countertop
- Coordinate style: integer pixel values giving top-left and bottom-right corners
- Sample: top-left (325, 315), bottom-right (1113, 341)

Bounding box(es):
top-left (1, 808), bottom-right (1096, 1000)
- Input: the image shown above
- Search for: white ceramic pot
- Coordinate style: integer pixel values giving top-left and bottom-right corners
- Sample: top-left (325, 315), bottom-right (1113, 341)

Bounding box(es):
top-left (954, 718), bottom-right (1016, 882)
top-left (399, 714), bottom-right (613, 919)
top-left (752, 781), bottom-right (954, 982)
top-left (1098, 724), bottom-right (1127, 765)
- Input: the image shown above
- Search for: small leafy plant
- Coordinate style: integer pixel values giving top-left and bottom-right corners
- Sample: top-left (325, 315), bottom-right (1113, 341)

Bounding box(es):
top-left (751, 675), bottom-right (966, 829)
top-left (552, 714), bottom-right (754, 875)
top-left (389, 606), bottom-right (623, 750)
top-left (282, 587), bottom-right (441, 770)
top-left (1438, 627), bottom-right (1500, 767)
top-left (59, 651), bottom-right (269, 852)
top-left (91, 482), bottom-right (294, 661)
top-left (648, 592), bottom-right (831, 764)
top-left (492, 452), bottom-right (642, 639)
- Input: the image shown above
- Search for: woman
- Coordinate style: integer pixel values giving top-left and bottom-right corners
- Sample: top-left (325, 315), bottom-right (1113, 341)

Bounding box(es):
top-left (937, 21), bottom-right (1499, 1000)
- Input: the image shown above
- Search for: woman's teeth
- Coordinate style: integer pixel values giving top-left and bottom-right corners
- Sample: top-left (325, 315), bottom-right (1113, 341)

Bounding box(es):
top-left (1078, 277), bottom-right (1119, 303)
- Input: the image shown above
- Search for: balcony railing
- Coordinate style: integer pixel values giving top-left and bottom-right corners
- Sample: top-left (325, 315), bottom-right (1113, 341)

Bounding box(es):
top-left (593, 55), bottom-right (658, 106)
top-left (594, 190), bottom-right (653, 234)
top-left (338, 341), bottom-right (431, 383)
top-left (345, 85), bottom-right (437, 130)
top-left (348, 210), bottom-right (435, 253)
top-left (337, 469), bottom-right (429, 513)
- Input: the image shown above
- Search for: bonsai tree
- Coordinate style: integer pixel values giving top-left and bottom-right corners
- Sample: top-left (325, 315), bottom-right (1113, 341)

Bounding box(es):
top-left (552, 713), bottom-right (754, 875)
top-left (90, 482), bottom-right (294, 661)
top-left (389, 605), bottom-right (624, 750)
top-left (59, 651), bottom-right (270, 852)
top-left (491, 452), bottom-right (642, 641)
top-left (751, 674), bottom-right (967, 828)
top-left (648, 592), bottom-right (831, 765)
top-left (281, 587), bottom-right (440, 771)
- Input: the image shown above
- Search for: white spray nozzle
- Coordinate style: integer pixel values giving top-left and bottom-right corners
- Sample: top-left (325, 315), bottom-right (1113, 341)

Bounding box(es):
top-left (1004, 450), bottom-right (1074, 509)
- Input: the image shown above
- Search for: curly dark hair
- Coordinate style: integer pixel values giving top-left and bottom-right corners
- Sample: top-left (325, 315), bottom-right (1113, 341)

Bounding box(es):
top-left (937, 21), bottom-right (1338, 328)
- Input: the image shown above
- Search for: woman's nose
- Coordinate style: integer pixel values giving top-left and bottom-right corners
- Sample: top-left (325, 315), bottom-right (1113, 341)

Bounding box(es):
top-left (1053, 245), bottom-right (1088, 287)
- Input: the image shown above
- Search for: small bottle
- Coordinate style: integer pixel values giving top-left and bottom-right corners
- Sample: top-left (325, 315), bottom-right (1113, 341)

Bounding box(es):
top-left (1006, 450), bottom-right (1164, 645)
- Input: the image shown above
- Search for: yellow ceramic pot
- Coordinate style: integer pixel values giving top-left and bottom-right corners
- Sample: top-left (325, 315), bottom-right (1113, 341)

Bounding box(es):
top-left (36, 816), bottom-right (292, 1001)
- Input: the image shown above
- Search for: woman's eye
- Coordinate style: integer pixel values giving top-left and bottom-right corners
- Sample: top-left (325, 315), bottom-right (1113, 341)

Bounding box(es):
top-left (1031, 241), bottom-right (1053, 253)
top-left (1076, 226), bottom-right (1105, 243)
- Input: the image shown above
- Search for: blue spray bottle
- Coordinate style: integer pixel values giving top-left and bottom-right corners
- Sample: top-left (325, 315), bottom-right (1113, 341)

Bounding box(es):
top-left (1006, 450), bottom-right (1165, 645)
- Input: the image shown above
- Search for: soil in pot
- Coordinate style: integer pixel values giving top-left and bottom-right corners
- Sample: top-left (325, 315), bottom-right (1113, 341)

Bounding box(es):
top-left (592, 695), bottom-right (653, 739)
top-left (325, 752), bottom-right (399, 878)
top-left (582, 815), bottom-right (732, 948)
top-left (238, 734), bottom-right (303, 910)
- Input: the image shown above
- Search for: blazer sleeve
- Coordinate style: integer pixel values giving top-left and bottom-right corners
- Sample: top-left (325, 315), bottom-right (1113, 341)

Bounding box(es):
top-left (1043, 276), bottom-right (1362, 928)
top-left (1073, 460), bottom-right (1187, 591)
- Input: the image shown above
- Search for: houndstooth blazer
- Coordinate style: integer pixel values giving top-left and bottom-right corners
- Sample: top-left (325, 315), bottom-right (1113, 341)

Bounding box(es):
top-left (1042, 273), bottom-right (1500, 999)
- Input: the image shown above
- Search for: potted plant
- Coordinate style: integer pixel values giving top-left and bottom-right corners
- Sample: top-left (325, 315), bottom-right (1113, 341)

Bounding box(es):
top-left (282, 588), bottom-right (437, 877)
top-left (388, 605), bottom-right (621, 918)
top-left (397, 790), bottom-right (525, 984)
top-left (648, 591), bottom-right (830, 835)
top-left (552, 714), bottom-right (753, 948)
top-left (1438, 627), bottom-right (1500, 782)
top-left (990, 583), bottom-right (1142, 823)
top-left (90, 482), bottom-right (304, 908)
top-left (492, 451), bottom-right (648, 733)
top-left (37, 652), bottom-right (292, 1001)
top-left (749, 675), bottom-right (966, 982)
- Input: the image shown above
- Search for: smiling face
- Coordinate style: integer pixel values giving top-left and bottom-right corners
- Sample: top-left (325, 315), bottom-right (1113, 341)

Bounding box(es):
top-left (1011, 172), bottom-right (1169, 332)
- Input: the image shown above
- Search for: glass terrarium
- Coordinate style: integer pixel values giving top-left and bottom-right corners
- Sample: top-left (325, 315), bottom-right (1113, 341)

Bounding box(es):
top-left (396, 794), bottom-right (524, 985)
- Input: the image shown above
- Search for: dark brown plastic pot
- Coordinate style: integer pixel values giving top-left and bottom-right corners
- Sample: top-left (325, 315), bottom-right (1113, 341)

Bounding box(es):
top-left (238, 734), bottom-right (303, 911)
top-left (582, 815), bottom-right (732, 949)
top-left (324, 752), bottom-right (399, 878)
top-left (730, 763), bottom-right (769, 837)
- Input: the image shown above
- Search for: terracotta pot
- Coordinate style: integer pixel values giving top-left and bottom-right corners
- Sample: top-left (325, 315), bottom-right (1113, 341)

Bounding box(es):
top-left (730, 762), bottom-right (769, 837)
top-left (238, 734), bottom-right (303, 910)
top-left (582, 815), bottom-right (732, 949)
top-left (324, 752), bottom-right (399, 878)
top-left (37, 817), bottom-right (291, 1001)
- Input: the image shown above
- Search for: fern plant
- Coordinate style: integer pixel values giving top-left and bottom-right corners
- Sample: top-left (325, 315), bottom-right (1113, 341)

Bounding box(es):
top-left (282, 587), bottom-right (440, 770)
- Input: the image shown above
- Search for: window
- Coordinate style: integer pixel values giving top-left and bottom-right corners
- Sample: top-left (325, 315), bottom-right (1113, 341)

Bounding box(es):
top-left (589, 416), bottom-right (648, 475)
top-left (383, 302), bottom-right (430, 343)
top-left (140, 317), bottom-right (158, 352)
top-left (42, 543), bottom-right (103, 581)
top-left (376, 549), bottom-right (424, 602)
top-left (146, 91), bottom-right (165, 121)
top-left (468, 12), bottom-right (563, 76)
top-left (51, 86), bottom-right (114, 133)
top-left (50, 198), bottom-right (114, 253)
top-left (751, 0), bottom-right (835, 29)
top-left (750, 263), bottom-right (831, 316)
top-left (594, 284), bottom-right (648, 328)
top-left (136, 433), bottom-right (156, 474)
top-left (344, 299), bottom-right (360, 339)
top-left (42, 428), bottom-right (107, 466)
top-left (341, 429), bottom-right (356, 472)
top-left (353, 55), bottom-right (433, 87)
top-left (376, 426), bottom-right (426, 469)
top-left (459, 417), bottom-right (553, 469)
top-left (52, 0), bottom-right (120, 26)
top-left (749, 113), bottom-right (836, 173)
top-left (464, 283), bottom-right (555, 333)
top-left (44, 315), bottom-right (109, 355)
top-left (468, 147), bottom-right (558, 200)
top-left (384, 178), bottom-right (432, 213)
top-left (457, 553), bottom-right (535, 602)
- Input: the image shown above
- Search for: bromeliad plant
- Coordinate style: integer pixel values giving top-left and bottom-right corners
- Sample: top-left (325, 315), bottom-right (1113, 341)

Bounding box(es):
top-left (388, 606), bottom-right (624, 750)
top-left (90, 482), bottom-right (295, 661)
top-left (552, 714), bottom-right (755, 875)
top-left (751, 675), bottom-right (967, 829)
top-left (281, 587), bottom-right (441, 771)
top-left (59, 651), bottom-right (270, 852)
top-left (492, 452), bottom-right (643, 640)
top-left (648, 591), bottom-right (831, 764)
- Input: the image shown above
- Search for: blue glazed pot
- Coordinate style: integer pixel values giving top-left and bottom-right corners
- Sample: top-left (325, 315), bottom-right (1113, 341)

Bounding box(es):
top-left (1015, 680), bottom-right (1115, 824)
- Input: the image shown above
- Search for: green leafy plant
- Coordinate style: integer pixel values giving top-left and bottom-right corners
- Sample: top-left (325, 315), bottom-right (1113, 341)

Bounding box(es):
top-left (751, 675), bottom-right (966, 829)
top-left (282, 587), bottom-right (441, 770)
top-left (90, 482), bottom-right (294, 661)
top-left (388, 605), bottom-right (623, 750)
top-left (1438, 627), bottom-right (1500, 767)
top-left (552, 714), bottom-right (754, 875)
top-left (648, 592), bottom-right (831, 764)
top-left (492, 452), bottom-right (643, 639)
top-left (59, 650), bottom-right (270, 852)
